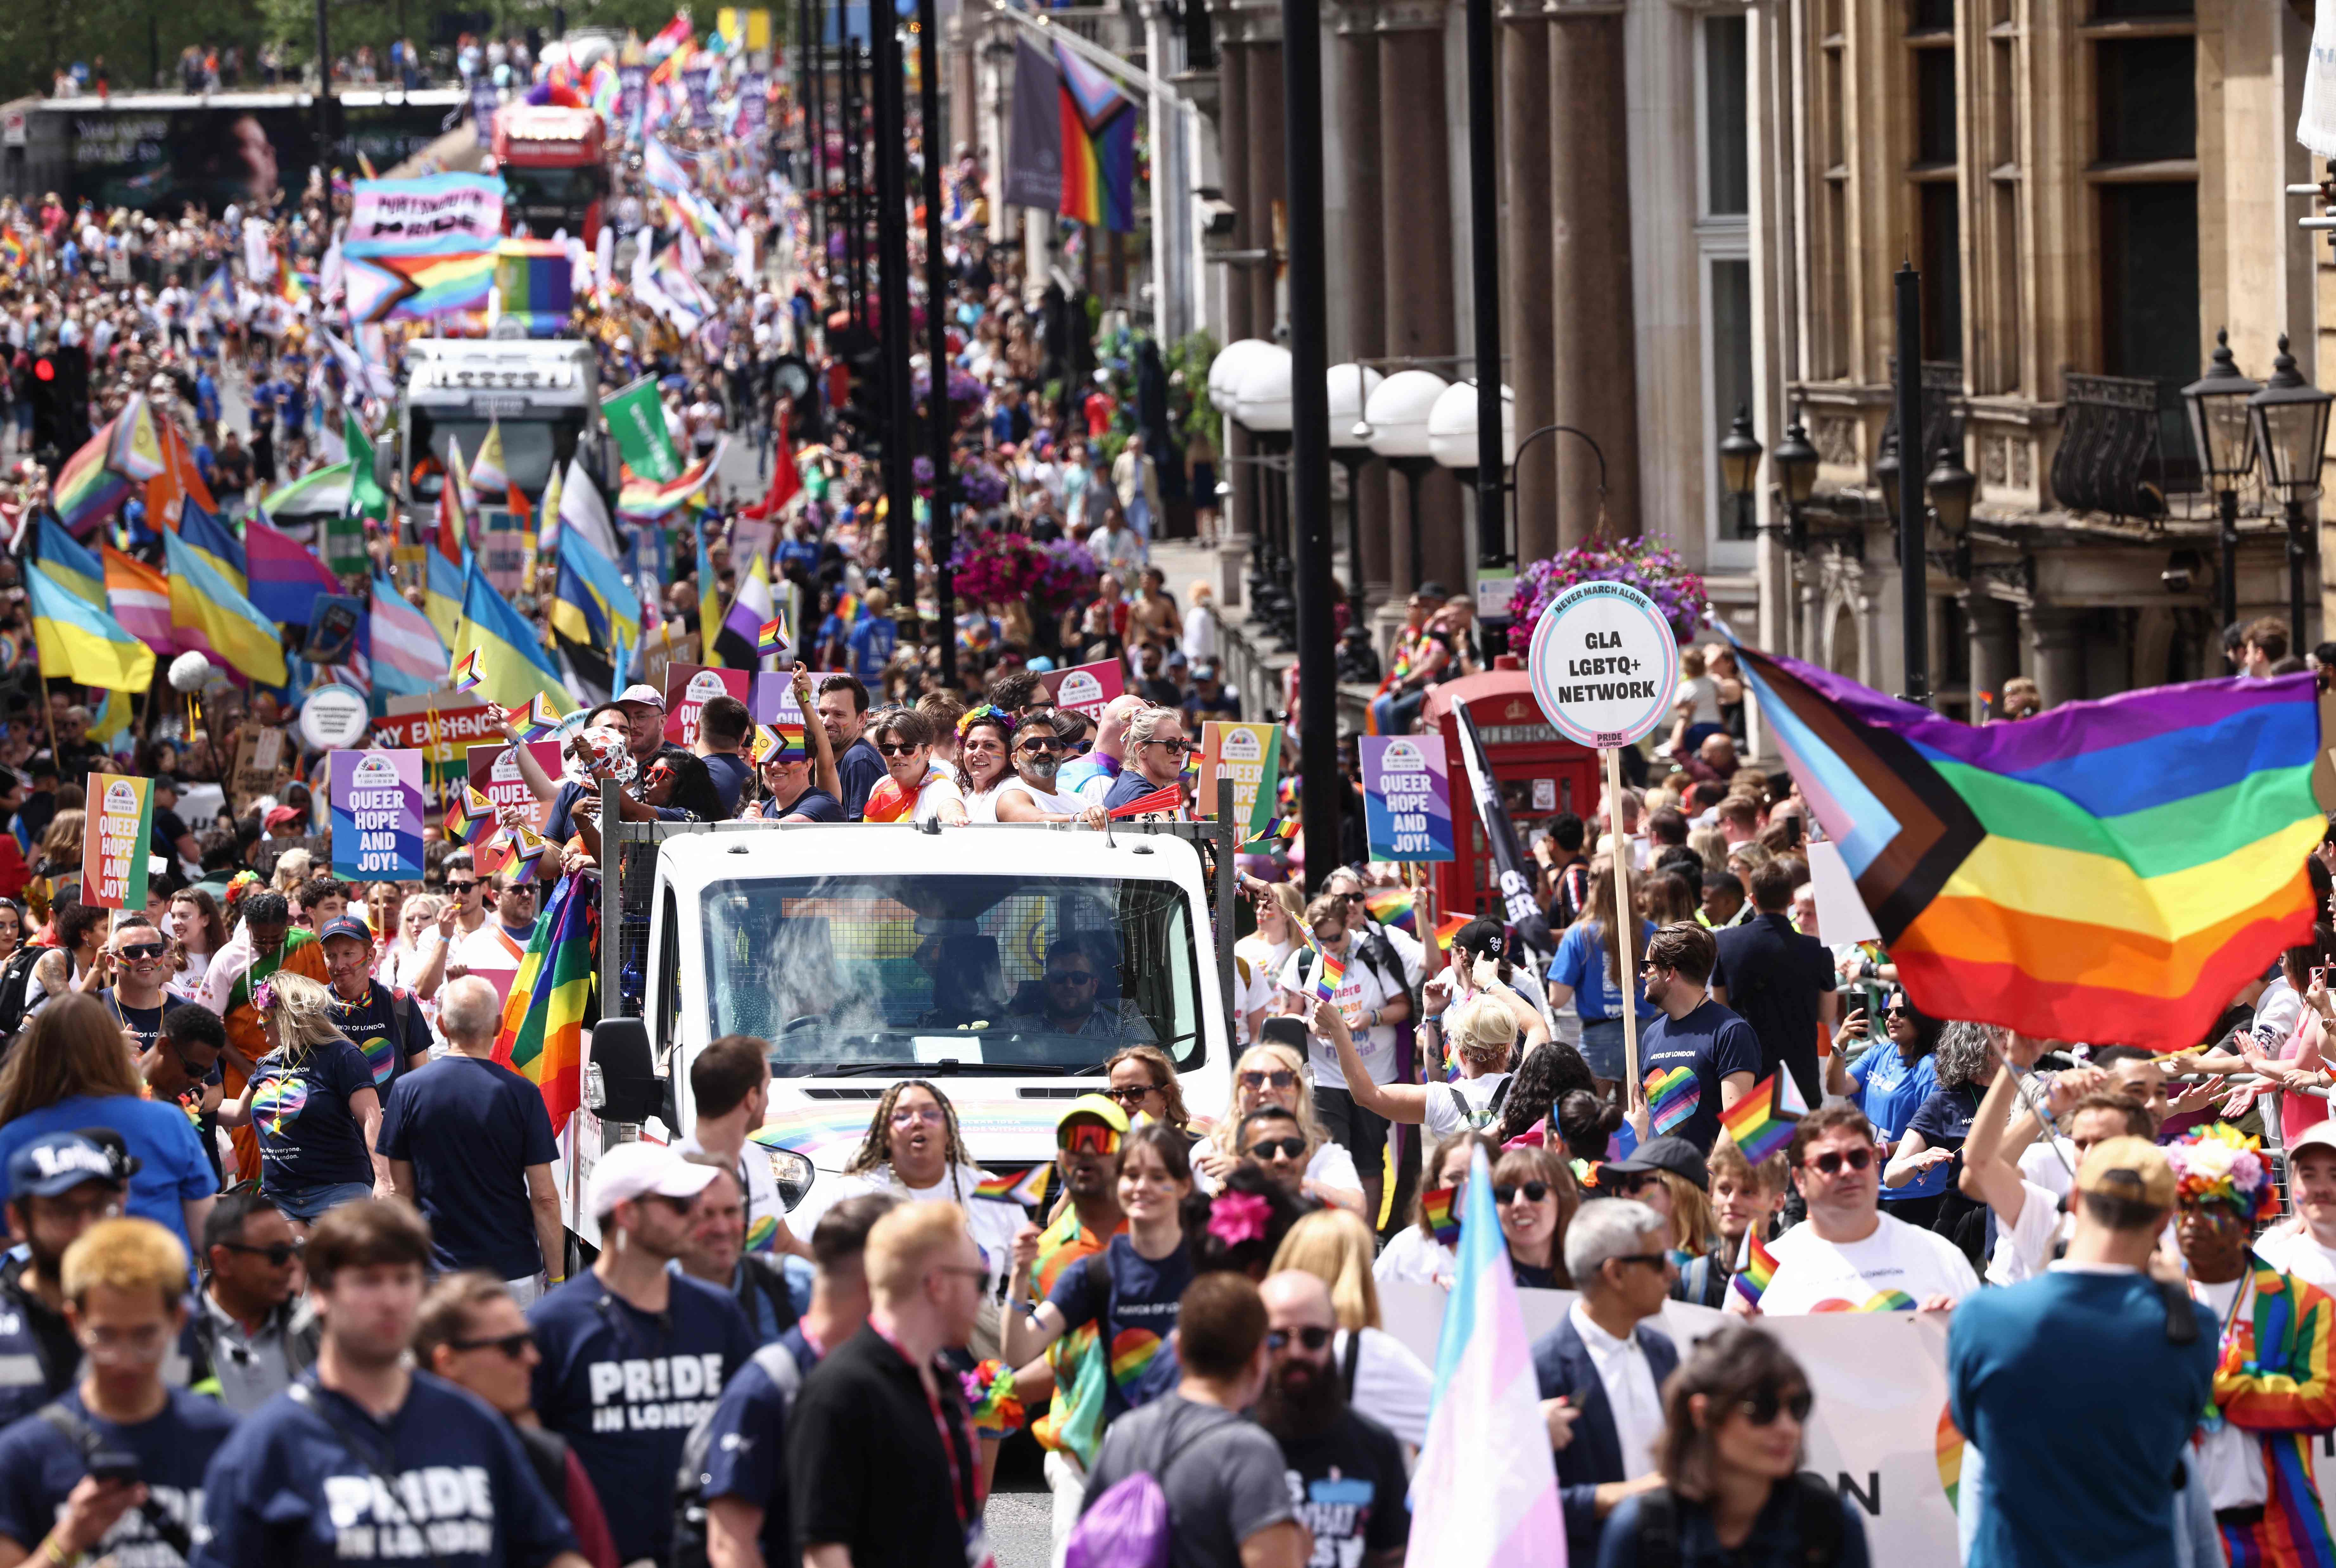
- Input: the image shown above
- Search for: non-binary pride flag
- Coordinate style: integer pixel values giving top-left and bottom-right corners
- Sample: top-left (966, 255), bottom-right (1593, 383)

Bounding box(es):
top-left (1733, 643), bottom-right (2325, 1049)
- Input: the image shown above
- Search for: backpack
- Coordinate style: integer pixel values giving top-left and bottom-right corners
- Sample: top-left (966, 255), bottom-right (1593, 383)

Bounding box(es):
top-left (1062, 1408), bottom-right (1247, 1568)
top-left (1445, 1077), bottom-right (1513, 1132)
top-left (672, 1339), bottom-right (807, 1568)
top-left (0, 942), bottom-right (51, 1039)
top-left (1631, 1474), bottom-right (1844, 1568)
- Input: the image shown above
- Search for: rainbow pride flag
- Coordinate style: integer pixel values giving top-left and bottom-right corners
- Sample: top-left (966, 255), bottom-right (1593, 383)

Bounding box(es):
top-left (1421, 1185), bottom-right (1461, 1248)
top-left (342, 237), bottom-right (498, 324)
top-left (1362, 888), bottom-right (1418, 933)
top-left (1313, 952), bottom-right (1347, 1002)
top-left (971, 1166), bottom-right (1052, 1207)
top-left (1717, 1073), bottom-right (1801, 1164)
top-left (1733, 640), bottom-right (2325, 1049)
top-left (51, 421), bottom-right (130, 534)
top-left (451, 649), bottom-right (483, 692)
top-left (1644, 1066), bottom-right (1700, 1137)
top-left (1730, 1229), bottom-right (1778, 1307)
top-left (451, 785), bottom-right (499, 849)
top-left (1054, 42), bottom-right (1137, 232)
top-left (495, 239), bottom-right (572, 326)
top-left (753, 722), bottom-right (806, 763)
top-left (493, 873), bottom-right (593, 1134)
top-left (1433, 914), bottom-right (1471, 951)
top-left (618, 446), bottom-right (723, 520)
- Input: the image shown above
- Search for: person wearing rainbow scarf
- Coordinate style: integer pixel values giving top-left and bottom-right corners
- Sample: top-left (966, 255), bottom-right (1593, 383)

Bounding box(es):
top-left (2171, 1122), bottom-right (2336, 1568)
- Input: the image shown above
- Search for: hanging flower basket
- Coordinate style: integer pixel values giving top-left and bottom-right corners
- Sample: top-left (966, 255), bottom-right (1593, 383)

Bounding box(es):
top-left (1505, 534), bottom-right (1711, 656)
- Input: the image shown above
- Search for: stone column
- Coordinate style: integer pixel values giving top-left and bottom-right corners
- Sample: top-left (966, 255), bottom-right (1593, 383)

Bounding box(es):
top-left (1547, 0), bottom-right (1638, 546)
top-left (1380, 0), bottom-right (1462, 596)
top-left (1965, 594), bottom-right (2020, 715)
top-left (1210, 0), bottom-right (1256, 595)
top-left (1501, 0), bottom-right (1555, 565)
top-left (1336, 0), bottom-right (1393, 601)
top-left (1243, 3), bottom-right (1287, 338)
top-left (2024, 605), bottom-right (2087, 710)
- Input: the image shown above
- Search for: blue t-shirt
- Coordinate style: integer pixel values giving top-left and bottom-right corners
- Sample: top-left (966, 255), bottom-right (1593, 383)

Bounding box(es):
top-left (696, 1328), bottom-right (819, 1566)
top-left (0, 1385), bottom-right (237, 1562)
top-left (528, 1273), bottom-right (759, 1565)
top-left (1637, 1000), bottom-right (1762, 1153)
top-left (1546, 920), bottom-right (1658, 1024)
top-left (327, 981), bottom-right (432, 1095)
top-left (377, 1056), bottom-right (559, 1279)
top-left (0, 1095), bottom-right (214, 1255)
top-left (1045, 1234), bottom-right (1194, 1420)
top-left (1948, 1272), bottom-right (2217, 1568)
top-left (247, 1040), bottom-right (379, 1192)
top-left (703, 752), bottom-right (751, 817)
top-left (1102, 769), bottom-right (1179, 815)
top-left (195, 1373), bottom-right (577, 1568)
top-left (1851, 1047), bottom-right (1945, 1201)
top-left (846, 617), bottom-right (896, 684)
top-left (834, 738), bottom-right (886, 820)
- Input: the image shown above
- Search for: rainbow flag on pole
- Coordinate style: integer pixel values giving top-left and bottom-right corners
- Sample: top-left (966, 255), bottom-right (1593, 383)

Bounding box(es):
top-left (1733, 640), bottom-right (2326, 1049)
top-left (493, 873), bottom-right (594, 1135)
top-left (618, 445), bottom-right (724, 520)
top-left (1312, 952), bottom-right (1347, 1003)
top-left (1731, 1228), bottom-right (1779, 1307)
top-left (1053, 42), bottom-right (1137, 232)
top-left (50, 421), bottom-right (130, 534)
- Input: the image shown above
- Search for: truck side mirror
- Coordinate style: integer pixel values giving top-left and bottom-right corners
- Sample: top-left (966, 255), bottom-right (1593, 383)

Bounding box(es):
top-left (590, 1018), bottom-right (660, 1124)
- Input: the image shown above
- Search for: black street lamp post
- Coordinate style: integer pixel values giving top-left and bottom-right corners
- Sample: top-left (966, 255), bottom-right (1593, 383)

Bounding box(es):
top-left (1770, 415), bottom-right (1818, 554)
top-left (916, 0), bottom-right (954, 682)
top-left (1718, 406), bottom-right (1761, 541)
top-left (868, 8), bottom-right (916, 593)
top-left (2182, 329), bottom-right (2262, 633)
top-left (2247, 334), bottom-right (2333, 643)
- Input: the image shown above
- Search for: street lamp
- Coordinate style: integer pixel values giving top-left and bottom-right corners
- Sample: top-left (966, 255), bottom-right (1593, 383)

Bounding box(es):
top-left (1364, 370), bottom-right (1450, 593)
top-left (1718, 406), bottom-right (1762, 540)
top-left (1328, 363), bottom-right (1385, 626)
top-left (1425, 379), bottom-right (1516, 568)
top-left (2247, 333), bottom-right (2333, 643)
top-left (1771, 414), bottom-right (1819, 553)
top-left (1926, 439), bottom-right (1976, 577)
top-left (1235, 347), bottom-right (1298, 649)
top-left (2182, 329), bottom-right (2262, 632)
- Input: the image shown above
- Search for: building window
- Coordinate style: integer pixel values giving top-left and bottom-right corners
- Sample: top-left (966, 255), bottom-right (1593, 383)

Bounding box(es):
top-left (2092, 0), bottom-right (2190, 19)
top-left (1704, 16), bottom-right (1749, 217)
top-left (1913, 48), bottom-right (1958, 167)
top-left (2100, 183), bottom-right (2201, 457)
top-left (1921, 184), bottom-right (1964, 361)
top-left (1711, 258), bottom-right (1755, 517)
top-left (1908, 1), bottom-right (1961, 367)
top-left (2096, 37), bottom-right (2195, 163)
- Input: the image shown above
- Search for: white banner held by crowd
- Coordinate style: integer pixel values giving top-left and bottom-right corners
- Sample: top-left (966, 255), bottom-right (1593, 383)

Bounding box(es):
top-left (348, 174), bottom-right (509, 243)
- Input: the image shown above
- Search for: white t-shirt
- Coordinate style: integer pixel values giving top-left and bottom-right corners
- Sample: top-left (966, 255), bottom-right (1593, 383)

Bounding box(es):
top-left (963, 785), bottom-right (1003, 823)
top-left (799, 1162), bottom-right (1023, 1295)
top-left (1279, 947), bottom-right (1398, 1090)
top-left (1231, 953), bottom-right (1272, 1045)
top-left (678, 1134), bottom-right (793, 1255)
top-left (1423, 1072), bottom-right (1515, 1139)
top-left (1757, 1212), bottom-right (1980, 1314)
top-left (1306, 1139), bottom-right (1362, 1196)
top-left (993, 780), bottom-right (1083, 819)
top-left (1336, 1326), bottom-right (1433, 1449)
top-left (2193, 1276), bottom-right (2268, 1509)
top-left (1982, 1179), bottom-right (2065, 1287)
top-left (1374, 1224), bottom-right (1456, 1288)
top-left (2255, 1228), bottom-right (2336, 1295)
top-left (441, 921), bottom-right (529, 1007)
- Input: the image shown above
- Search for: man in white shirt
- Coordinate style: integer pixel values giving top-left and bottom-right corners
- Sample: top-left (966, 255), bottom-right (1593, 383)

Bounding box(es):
top-left (1741, 1102), bottom-right (1979, 1315)
top-left (2255, 1123), bottom-right (2336, 1292)
top-left (1958, 1059), bottom-right (2156, 1285)
top-left (1278, 892), bottom-right (1408, 1227)
top-left (1530, 1200), bottom-right (1676, 1565)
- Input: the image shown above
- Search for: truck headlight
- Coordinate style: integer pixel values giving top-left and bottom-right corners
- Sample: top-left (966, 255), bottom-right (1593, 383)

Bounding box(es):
top-left (761, 1146), bottom-right (816, 1209)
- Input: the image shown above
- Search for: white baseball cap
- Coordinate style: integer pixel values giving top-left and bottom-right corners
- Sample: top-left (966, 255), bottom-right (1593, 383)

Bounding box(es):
top-left (590, 1141), bottom-right (717, 1217)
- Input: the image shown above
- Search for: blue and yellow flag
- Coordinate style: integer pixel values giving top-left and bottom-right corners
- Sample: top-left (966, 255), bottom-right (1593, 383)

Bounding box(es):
top-left (423, 547), bottom-right (466, 649)
top-left (550, 527), bottom-right (643, 652)
top-left (453, 560), bottom-right (570, 715)
top-left (176, 499), bottom-right (248, 595)
top-left (163, 526), bottom-right (286, 686)
top-left (27, 564), bottom-right (156, 691)
top-left (34, 516), bottom-right (105, 610)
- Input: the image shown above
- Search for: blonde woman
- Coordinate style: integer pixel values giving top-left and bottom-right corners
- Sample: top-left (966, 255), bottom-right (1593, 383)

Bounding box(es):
top-left (1269, 1208), bottom-right (1434, 1448)
top-left (1196, 1041), bottom-right (1365, 1214)
top-left (218, 971), bottom-right (385, 1222)
top-left (1315, 986), bottom-right (1546, 1141)
top-left (1603, 1138), bottom-right (1722, 1263)
top-left (376, 892), bottom-right (444, 993)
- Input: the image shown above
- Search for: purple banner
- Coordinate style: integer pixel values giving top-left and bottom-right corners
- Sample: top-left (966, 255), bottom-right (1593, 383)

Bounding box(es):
top-left (1361, 734), bottom-right (1455, 863)
top-left (737, 73), bottom-right (768, 137)
top-left (683, 66), bottom-right (712, 119)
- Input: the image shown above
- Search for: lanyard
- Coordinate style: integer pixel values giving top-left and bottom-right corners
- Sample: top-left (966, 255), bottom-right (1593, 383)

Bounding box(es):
top-left (870, 1324), bottom-right (983, 1529)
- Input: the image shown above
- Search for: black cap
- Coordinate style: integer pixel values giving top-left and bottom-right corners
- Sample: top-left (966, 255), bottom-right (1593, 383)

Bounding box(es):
top-left (1605, 1135), bottom-right (1710, 1192)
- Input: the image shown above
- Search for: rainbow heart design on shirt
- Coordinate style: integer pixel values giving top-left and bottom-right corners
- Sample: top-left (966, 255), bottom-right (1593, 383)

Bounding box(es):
top-left (250, 1075), bottom-right (309, 1135)
top-left (1644, 1066), bottom-right (1700, 1135)
top-left (1109, 1327), bottom-right (1163, 1391)
top-left (357, 1034), bottom-right (396, 1088)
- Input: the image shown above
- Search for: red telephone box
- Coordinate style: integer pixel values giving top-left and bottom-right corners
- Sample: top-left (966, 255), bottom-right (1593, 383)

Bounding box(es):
top-left (1420, 670), bottom-right (1601, 922)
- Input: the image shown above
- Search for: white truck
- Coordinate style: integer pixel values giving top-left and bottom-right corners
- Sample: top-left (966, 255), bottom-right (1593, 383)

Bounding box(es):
top-left (563, 799), bottom-right (1241, 1253)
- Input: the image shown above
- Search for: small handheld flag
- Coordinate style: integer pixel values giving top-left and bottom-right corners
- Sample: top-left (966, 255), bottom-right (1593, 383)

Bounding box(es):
top-left (752, 721), bottom-right (806, 764)
top-left (1717, 1072), bottom-right (1803, 1165)
top-left (758, 617), bottom-right (788, 659)
top-left (1421, 1185), bottom-right (1461, 1248)
top-left (1730, 1227), bottom-right (1778, 1307)
top-left (1108, 783), bottom-right (1184, 820)
top-left (971, 1166), bottom-right (1054, 1207)
top-left (456, 786), bottom-right (498, 849)
top-left (508, 824), bottom-right (550, 874)
top-left (1313, 952), bottom-right (1347, 1003)
top-left (451, 649), bottom-right (483, 692)
top-left (1433, 914), bottom-right (1471, 951)
top-left (1362, 888), bottom-right (1418, 933)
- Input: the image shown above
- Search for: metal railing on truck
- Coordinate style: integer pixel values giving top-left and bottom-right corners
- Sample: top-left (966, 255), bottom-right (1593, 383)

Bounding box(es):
top-left (591, 776), bottom-right (1242, 1039)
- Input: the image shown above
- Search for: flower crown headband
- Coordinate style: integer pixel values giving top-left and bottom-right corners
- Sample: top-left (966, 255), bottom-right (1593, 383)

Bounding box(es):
top-left (957, 703), bottom-right (1016, 740)
top-left (2166, 1122), bottom-right (2274, 1222)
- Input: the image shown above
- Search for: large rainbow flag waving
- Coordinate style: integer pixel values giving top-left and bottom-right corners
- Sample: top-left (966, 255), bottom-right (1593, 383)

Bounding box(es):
top-left (1735, 642), bottom-right (2324, 1048)
top-left (493, 872), bottom-right (594, 1135)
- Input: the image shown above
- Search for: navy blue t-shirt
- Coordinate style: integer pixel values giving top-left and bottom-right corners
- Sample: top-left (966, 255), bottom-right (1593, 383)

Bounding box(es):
top-left (528, 1273), bottom-right (759, 1565)
top-left (1637, 999), bottom-right (1763, 1153)
top-left (1102, 769), bottom-right (1180, 815)
top-left (247, 1040), bottom-right (378, 1190)
top-left (703, 753), bottom-right (751, 817)
top-left (195, 1373), bottom-right (576, 1568)
top-left (697, 1327), bottom-right (820, 1566)
top-left (377, 1056), bottom-right (560, 1279)
top-left (326, 981), bottom-right (433, 1097)
top-left (755, 787), bottom-right (845, 823)
top-left (834, 738), bottom-right (886, 820)
top-left (1046, 1234), bottom-right (1193, 1419)
top-left (0, 1385), bottom-right (236, 1562)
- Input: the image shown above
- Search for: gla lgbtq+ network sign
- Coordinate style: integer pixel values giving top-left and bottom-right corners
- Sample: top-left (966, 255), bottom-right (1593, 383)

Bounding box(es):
top-left (1527, 580), bottom-right (1682, 749)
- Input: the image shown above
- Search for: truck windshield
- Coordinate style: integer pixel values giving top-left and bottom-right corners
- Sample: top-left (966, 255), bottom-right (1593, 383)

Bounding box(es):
top-left (698, 875), bottom-right (1205, 1077)
top-left (409, 414), bottom-right (576, 498)
top-left (505, 165), bottom-right (605, 207)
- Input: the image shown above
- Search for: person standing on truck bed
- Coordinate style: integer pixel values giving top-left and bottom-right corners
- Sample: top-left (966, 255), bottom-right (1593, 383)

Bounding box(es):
top-left (491, 693), bottom-right (693, 852)
top-left (814, 675), bottom-right (886, 820)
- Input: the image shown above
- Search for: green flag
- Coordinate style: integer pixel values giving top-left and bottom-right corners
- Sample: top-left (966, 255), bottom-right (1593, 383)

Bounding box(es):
top-left (346, 410), bottom-right (390, 524)
top-left (602, 376), bottom-right (682, 483)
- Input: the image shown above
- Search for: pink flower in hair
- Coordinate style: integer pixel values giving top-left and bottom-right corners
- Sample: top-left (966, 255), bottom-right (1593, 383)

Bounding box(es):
top-left (1206, 1191), bottom-right (1272, 1248)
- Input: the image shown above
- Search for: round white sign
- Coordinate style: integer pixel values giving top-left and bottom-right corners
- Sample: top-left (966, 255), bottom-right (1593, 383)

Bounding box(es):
top-left (1527, 581), bottom-right (1683, 749)
top-left (299, 685), bottom-right (373, 751)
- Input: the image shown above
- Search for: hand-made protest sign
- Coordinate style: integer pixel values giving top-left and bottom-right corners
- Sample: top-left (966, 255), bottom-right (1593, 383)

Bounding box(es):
top-left (84, 773), bottom-right (154, 911)
top-left (329, 750), bottom-right (426, 880)
top-left (1361, 734), bottom-right (1455, 861)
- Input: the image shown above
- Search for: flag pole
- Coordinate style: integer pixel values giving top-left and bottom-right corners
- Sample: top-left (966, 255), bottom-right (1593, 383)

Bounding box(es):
top-left (1607, 746), bottom-right (1644, 1117)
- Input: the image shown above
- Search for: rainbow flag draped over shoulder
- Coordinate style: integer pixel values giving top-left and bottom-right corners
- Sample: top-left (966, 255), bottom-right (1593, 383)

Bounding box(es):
top-left (1733, 643), bottom-right (2325, 1049)
top-left (493, 872), bottom-right (594, 1135)
top-left (1054, 43), bottom-right (1137, 233)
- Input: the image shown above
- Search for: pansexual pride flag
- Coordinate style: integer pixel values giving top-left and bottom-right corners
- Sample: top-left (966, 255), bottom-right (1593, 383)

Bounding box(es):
top-left (1733, 642), bottom-right (2324, 1049)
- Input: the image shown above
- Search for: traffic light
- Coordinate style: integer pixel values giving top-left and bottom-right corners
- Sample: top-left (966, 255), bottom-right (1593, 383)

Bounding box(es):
top-left (25, 345), bottom-right (90, 465)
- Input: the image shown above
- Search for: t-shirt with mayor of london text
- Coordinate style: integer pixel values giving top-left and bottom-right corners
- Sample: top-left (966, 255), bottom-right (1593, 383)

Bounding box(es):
top-left (527, 1272), bottom-right (759, 1566)
top-left (1756, 1211), bottom-right (1981, 1315)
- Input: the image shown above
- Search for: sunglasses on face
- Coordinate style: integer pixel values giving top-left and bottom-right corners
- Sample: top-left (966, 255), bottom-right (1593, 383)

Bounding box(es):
top-left (1742, 1386), bottom-right (1814, 1426)
top-left (875, 742), bottom-right (922, 756)
top-left (1061, 1122), bottom-right (1121, 1156)
top-left (446, 880), bottom-right (478, 893)
top-left (1248, 1136), bottom-right (1308, 1160)
top-left (1102, 1084), bottom-right (1155, 1107)
top-left (1018, 738), bottom-right (1065, 754)
top-left (219, 1239), bottom-right (302, 1266)
top-left (1046, 970), bottom-right (1097, 986)
top-left (118, 942), bottom-right (164, 961)
top-left (1808, 1147), bottom-right (1874, 1176)
top-left (1494, 1181), bottom-right (1552, 1206)
top-left (1238, 1068), bottom-right (1296, 1091)
top-left (450, 1330), bottom-right (536, 1360)
top-left (1267, 1325), bottom-right (1335, 1353)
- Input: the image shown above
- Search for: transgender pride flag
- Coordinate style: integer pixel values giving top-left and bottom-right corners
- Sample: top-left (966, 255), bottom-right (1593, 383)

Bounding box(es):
top-left (1409, 1143), bottom-right (1565, 1567)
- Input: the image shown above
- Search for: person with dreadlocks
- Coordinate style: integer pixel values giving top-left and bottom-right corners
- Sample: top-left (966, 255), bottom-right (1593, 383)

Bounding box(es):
top-left (189, 889), bottom-right (329, 1185)
top-left (2169, 1122), bottom-right (2336, 1568)
top-left (790, 1079), bottom-right (1026, 1359)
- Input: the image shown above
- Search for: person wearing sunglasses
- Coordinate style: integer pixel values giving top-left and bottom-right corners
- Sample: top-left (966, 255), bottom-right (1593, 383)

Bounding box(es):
top-left (1278, 896), bottom-right (1411, 1226)
top-left (1823, 988), bottom-right (1951, 1230)
top-left (416, 1271), bottom-right (620, 1568)
top-left (92, 914), bottom-right (185, 1066)
top-left (1196, 1043), bottom-right (1365, 1216)
top-left (1597, 1325), bottom-right (1868, 1568)
top-left (860, 708), bottom-right (971, 825)
top-left (191, 1192), bottom-right (310, 1414)
top-left (1637, 922), bottom-right (1761, 1156)
top-left (1099, 705), bottom-right (1195, 819)
top-left (1738, 1103), bottom-right (1977, 1318)
top-left (993, 711), bottom-right (1108, 827)
top-left (1492, 1144), bottom-right (1578, 1291)
top-left (1253, 1270), bottom-right (1412, 1565)
top-left (1055, 693), bottom-right (1144, 806)
top-left (1528, 1198), bottom-right (1678, 1563)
